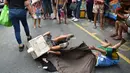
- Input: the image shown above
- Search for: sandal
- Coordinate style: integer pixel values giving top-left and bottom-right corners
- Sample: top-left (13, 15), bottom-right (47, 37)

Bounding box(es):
top-left (114, 36), bottom-right (122, 40)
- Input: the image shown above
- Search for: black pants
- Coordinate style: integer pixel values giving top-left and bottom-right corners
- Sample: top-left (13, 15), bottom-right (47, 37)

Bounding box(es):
top-left (67, 0), bottom-right (72, 18)
top-left (87, 3), bottom-right (94, 21)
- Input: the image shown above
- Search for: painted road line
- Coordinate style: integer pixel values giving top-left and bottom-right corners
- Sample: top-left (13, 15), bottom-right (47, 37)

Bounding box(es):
top-left (71, 21), bottom-right (130, 64)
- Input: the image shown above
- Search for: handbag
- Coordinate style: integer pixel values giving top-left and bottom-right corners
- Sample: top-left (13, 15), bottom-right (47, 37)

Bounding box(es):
top-left (0, 5), bottom-right (12, 27)
top-left (69, 3), bottom-right (77, 11)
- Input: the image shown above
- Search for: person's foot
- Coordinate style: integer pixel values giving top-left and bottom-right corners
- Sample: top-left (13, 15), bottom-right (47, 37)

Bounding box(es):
top-left (65, 21), bottom-right (67, 24)
top-left (100, 27), bottom-right (104, 30)
top-left (59, 42), bottom-right (69, 48)
top-left (93, 25), bottom-right (97, 29)
top-left (38, 25), bottom-right (41, 28)
top-left (114, 36), bottom-right (122, 40)
top-left (73, 18), bottom-right (79, 22)
top-left (53, 17), bottom-right (56, 19)
top-left (91, 21), bottom-right (94, 23)
top-left (66, 34), bottom-right (74, 41)
top-left (71, 17), bottom-right (76, 21)
top-left (58, 21), bottom-right (61, 24)
top-left (19, 44), bottom-right (24, 52)
top-left (104, 39), bottom-right (108, 43)
top-left (110, 33), bottom-right (118, 37)
top-left (33, 25), bottom-right (36, 28)
top-left (27, 35), bottom-right (32, 41)
top-left (88, 19), bottom-right (91, 22)
top-left (43, 31), bottom-right (51, 36)
top-left (120, 38), bottom-right (126, 44)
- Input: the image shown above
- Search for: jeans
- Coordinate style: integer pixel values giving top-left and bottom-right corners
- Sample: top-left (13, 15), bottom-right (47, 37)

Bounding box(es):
top-left (9, 9), bottom-right (30, 44)
top-left (87, 2), bottom-right (94, 21)
top-left (74, 1), bottom-right (82, 19)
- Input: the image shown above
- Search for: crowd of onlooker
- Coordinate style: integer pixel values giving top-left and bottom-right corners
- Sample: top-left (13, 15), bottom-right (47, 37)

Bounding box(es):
top-left (31, 0), bottom-right (130, 40)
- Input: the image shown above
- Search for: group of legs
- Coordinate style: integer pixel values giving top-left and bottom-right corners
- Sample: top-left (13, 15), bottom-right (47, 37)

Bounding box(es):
top-left (111, 20), bottom-right (128, 40)
top-left (43, 32), bottom-right (74, 55)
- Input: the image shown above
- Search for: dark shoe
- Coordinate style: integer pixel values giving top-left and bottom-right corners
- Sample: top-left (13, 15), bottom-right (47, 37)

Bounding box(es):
top-left (19, 44), bottom-right (24, 52)
top-left (27, 35), bottom-right (32, 41)
top-left (110, 33), bottom-right (117, 37)
top-left (59, 42), bottom-right (69, 48)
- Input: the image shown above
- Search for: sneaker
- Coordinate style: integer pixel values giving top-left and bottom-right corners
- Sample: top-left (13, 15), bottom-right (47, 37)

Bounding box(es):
top-left (59, 42), bottom-right (69, 48)
top-left (73, 18), bottom-right (79, 22)
top-left (88, 19), bottom-right (91, 22)
top-left (19, 44), bottom-right (24, 52)
top-left (27, 35), bottom-right (32, 41)
top-left (91, 21), bottom-right (94, 23)
top-left (71, 17), bottom-right (76, 21)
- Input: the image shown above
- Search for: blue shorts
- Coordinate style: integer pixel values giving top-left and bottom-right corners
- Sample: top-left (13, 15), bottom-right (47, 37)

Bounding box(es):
top-left (35, 9), bottom-right (41, 19)
top-left (96, 55), bottom-right (119, 67)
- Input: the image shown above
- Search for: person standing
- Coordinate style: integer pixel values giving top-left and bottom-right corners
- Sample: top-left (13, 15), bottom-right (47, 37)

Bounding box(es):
top-left (42, 0), bottom-right (53, 19)
top-left (86, 0), bottom-right (94, 22)
top-left (52, 0), bottom-right (57, 19)
top-left (71, 0), bottom-right (82, 22)
top-left (67, 0), bottom-right (73, 18)
top-left (32, 0), bottom-right (42, 28)
top-left (93, 0), bottom-right (104, 30)
top-left (4, 0), bottom-right (32, 52)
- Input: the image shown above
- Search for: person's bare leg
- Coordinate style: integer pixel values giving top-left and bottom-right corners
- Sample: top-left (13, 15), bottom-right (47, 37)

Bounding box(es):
top-left (114, 24), bottom-right (123, 40)
top-left (111, 21), bottom-right (119, 37)
top-left (111, 39), bottom-right (126, 49)
top-left (100, 13), bottom-right (104, 30)
top-left (65, 14), bottom-right (67, 24)
top-left (52, 34), bottom-right (74, 42)
top-left (51, 45), bottom-right (61, 51)
top-left (38, 18), bottom-right (41, 28)
top-left (115, 24), bottom-right (128, 40)
top-left (48, 51), bottom-right (61, 55)
top-left (43, 31), bottom-right (51, 36)
top-left (58, 16), bottom-right (61, 24)
top-left (53, 6), bottom-right (57, 19)
top-left (34, 19), bottom-right (36, 28)
top-left (94, 13), bottom-right (98, 29)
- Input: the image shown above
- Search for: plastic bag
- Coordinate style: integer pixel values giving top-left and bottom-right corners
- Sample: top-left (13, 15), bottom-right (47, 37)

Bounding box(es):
top-left (0, 5), bottom-right (12, 27)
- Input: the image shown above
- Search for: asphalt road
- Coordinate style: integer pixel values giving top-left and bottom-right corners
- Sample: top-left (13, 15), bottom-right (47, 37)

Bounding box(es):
top-left (0, 17), bottom-right (130, 73)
